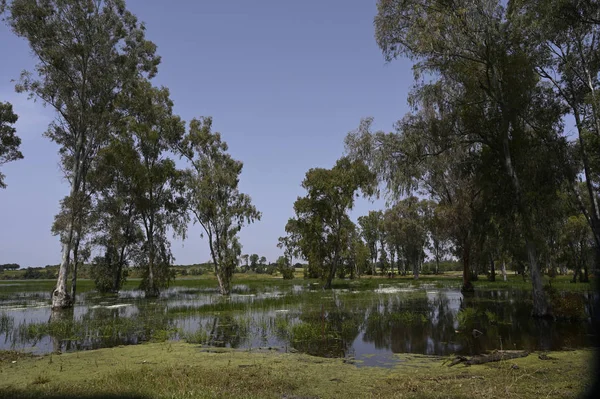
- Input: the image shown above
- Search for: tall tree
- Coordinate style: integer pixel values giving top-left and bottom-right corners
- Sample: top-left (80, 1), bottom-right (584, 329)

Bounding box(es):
top-left (89, 135), bottom-right (145, 293)
top-left (0, 101), bottom-right (22, 189)
top-left (285, 157), bottom-right (375, 289)
top-left (357, 211), bottom-right (382, 275)
top-left (351, 0), bottom-right (569, 316)
top-left (512, 0), bottom-right (600, 274)
top-left (385, 197), bottom-right (428, 279)
top-left (423, 200), bottom-right (450, 275)
top-left (181, 117), bottom-right (260, 295)
top-left (124, 82), bottom-right (187, 297)
top-left (277, 235), bottom-right (297, 270)
top-left (249, 253), bottom-right (259, 271)
top-left (6, 0), bottom-right (160, 308)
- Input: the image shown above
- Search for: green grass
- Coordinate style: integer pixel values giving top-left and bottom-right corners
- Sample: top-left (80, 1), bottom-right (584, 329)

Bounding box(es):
top-left (0, 342), bottom-right (594, 398)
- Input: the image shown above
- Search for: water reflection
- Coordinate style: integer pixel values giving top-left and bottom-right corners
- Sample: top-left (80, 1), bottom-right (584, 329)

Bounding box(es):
top-left (0, 282), bottom-right (596, 366)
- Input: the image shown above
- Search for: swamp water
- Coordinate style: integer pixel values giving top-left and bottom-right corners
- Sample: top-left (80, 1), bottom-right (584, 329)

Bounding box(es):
top-left (0, 279), bottom-right (596, 367)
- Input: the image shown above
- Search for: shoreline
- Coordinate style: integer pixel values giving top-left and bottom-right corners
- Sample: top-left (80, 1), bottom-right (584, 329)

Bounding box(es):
top-left (1, 342), bottom-right (594, 398)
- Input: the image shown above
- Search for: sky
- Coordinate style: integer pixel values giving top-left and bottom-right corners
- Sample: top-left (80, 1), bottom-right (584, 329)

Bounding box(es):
top-left (0, 0), bottom-right (415, 267)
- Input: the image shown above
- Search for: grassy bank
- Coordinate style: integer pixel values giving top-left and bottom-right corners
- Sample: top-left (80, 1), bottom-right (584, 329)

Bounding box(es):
top-left (0, 342), bottom-right (594, 399)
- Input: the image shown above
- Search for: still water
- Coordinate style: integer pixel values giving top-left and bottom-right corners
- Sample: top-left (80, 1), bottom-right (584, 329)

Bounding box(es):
top-left (0, 279), bottom-right (596, 367)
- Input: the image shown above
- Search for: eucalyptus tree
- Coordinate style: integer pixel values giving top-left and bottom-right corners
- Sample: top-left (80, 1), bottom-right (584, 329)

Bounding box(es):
top-left (88, 135), bottom-right (146, 293)
top-left (5, 0), bottom-right (160, 308)
top-left (349, 0), bottom-right (569, 315)
top-left (346, 105), bottom-right (481, 292)
top-left (561, 214), bottom-right (595, 283)
top-left (386, 197), bottom-right (428, 279)
top-left (285, 157), bottom-right (376, 289)
top-left (357, 210), bottom-right (382, 275)
top-left (123, 82), bottom-right (187, 297)
top-left (383, 206), bottom-right (406, 275)
top-left (249, 254), bottom-right (259, 271)
top-left (423, 200), bottom-right (450, 275)
top-left (512, 0), bottom-right (600, 272)
top-left (180, 117), bottom-right (260, 296)
top-left (0, 101), bottom-right (22, 189)
top-left (277, 235), bottom-right (297, 269)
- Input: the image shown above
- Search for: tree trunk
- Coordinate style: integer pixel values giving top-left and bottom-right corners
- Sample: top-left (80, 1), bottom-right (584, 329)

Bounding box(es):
top-left (526, 238), bottom-right (551, 317)
top-left (501, 260), bottom-right (507, 282)
top-left (52, 132), bottom-right (85, 310)
top-left (70, 233), bottom-right (81, 302)
top-left (413, 252), bottom-right (420, 280)
top-left (572, 111), bottom-right (600, 277)
top-left (325, 256), bottom-right (338, 290)
top-left (53, 231), bottom-right (73, 309)
top-left (501, 133), bottom-right (550, 317)
top-left (461, 240), bottom-right (473, 292)
top-left (488, 254), bottom-right (496, 282)
top-left (146, 233), bottom-right (158, 297)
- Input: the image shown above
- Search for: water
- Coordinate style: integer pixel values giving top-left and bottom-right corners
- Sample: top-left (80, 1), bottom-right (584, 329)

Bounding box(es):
top-left (0, 279), bottom-right (596, 367)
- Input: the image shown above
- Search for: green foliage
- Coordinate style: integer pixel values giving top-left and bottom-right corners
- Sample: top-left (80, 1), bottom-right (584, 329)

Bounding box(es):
top-left (0, 101), bottom-right (22, 189)
top-left (0, 263), bottom-right (19, 271)
top-left (286, 157), bottom-right (376, 288)
top-left (90, 249), bottom-right (129, 293)
top-left (276, 256), bottom-right (294, 279)
top-left (6, 0), bottom-right (162, 307)
top-left (181, 117), bottom-right (261, 295)
top-left (357, 211), bottom-right (382, 274)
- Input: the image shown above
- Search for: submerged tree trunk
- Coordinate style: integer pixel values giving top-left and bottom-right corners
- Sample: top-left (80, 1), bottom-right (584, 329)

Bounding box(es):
top-left (526, 238), bottom-right (551, 317)
top-left (501, 133), bottom-right (550, 317)
top-left (70, 233), bottom-right (81, 302)
top-left (53, 133), bottom-right (85, 310)
top-left (489, 254), bottom-right (496, 282)
top-left (53, 230), bottom-right (73, 309)
top-left (413, 252), bottom-right (420, 280)
top-left (114, 245), bottom-right (127, 293)
top-left (461, 240), bottom-right (473, 292)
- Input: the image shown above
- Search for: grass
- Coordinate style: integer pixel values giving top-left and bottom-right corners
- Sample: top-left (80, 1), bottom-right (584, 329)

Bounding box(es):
top-left (0, 342), bottom-right (594, 398)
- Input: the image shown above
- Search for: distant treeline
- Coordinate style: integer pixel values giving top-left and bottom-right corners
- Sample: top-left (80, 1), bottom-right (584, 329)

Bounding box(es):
top-left (0, 263), bottom-right (20, 271)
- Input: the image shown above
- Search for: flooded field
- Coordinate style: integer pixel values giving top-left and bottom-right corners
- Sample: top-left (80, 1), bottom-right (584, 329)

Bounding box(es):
top-left (0, 278), bottom-right (596, 367)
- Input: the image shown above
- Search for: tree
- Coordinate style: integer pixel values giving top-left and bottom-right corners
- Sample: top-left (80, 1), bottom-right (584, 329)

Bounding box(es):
top-left (181, 117), bottom-right (260, 295)
top-left (277, 235), bottom-right (297, 269)
top-left (124, 82), bottom-right (187, 297)
top-left (423, 200), bottom-right (450, 275)
top-left (357, 211), bottom-right (382, 275)
top-left (385, 197), bottom-right (428, 279)
top-left (350, 0), bottom-right (569, 316)
top-left (87, 134), bottom-right (146, 293)
top-left (6, 0), bottom-right (160, 309)
top-left (249, 254), bottom-right (259, 271)
top-left (512, 0), bottom-right (600, 275)
top-left (0, 101), bottom-right (22, 189)
top-left (241, 254), bottom-right (249, 272)
top-left (353, 237), bottom-right (371, 277)
top-left (285, 157), bottom-right (375, 289)
top-left (561, 214), bottom-right (594, 283)
top-left (276, 255), bottom-right (294, 279)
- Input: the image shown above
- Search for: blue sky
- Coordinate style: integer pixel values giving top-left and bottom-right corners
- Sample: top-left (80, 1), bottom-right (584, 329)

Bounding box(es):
top-left (0, 0), bottom-right (414, 267)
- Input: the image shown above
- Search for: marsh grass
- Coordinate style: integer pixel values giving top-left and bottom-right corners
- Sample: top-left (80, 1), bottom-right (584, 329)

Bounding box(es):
top-left (0, 342), bottom-right (593, 399)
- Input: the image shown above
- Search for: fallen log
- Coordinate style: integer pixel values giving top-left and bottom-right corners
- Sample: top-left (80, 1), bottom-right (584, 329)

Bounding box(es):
top-left (448, 351), bottom-right (529, 367)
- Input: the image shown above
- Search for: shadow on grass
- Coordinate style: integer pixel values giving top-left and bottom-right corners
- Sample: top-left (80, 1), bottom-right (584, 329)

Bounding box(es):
top-left (0, 391), bottom-right (149, 399)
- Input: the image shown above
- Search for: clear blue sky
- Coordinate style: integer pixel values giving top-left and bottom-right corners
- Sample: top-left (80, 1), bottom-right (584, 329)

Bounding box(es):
top-left (0, 0), bottom-right (414, 267)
